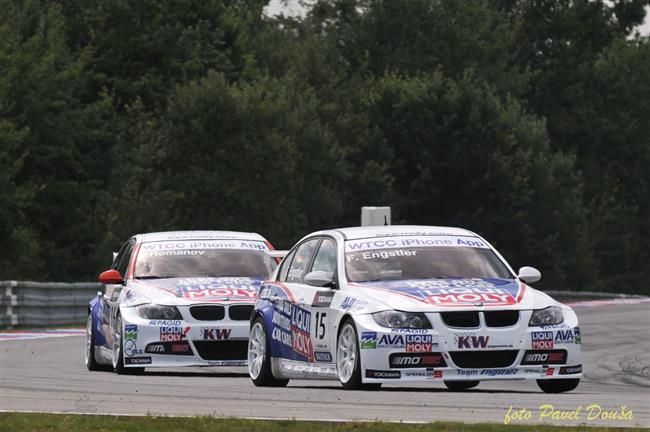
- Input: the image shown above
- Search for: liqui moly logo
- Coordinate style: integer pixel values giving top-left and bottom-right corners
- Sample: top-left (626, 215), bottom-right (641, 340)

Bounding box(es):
top-left (417, 284), bottom-right (523, 307)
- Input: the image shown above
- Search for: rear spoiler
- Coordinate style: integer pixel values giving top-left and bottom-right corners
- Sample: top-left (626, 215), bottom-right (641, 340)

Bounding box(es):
top-left (268, 250), bottom-right (289, 259)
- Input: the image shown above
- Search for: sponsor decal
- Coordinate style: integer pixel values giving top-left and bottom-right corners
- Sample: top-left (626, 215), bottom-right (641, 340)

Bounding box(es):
top-left (521, 350), bottom-right (567, 365)
top-left (433, 370), bottom-right (443, 378)
top-left (140, 240), bottom-right (269, 252)
top-left (160, 326), bottom-right (190, 342)
top-left (546, 368), bottom-right (555, 376)
top-left (360, 331), bottom-right (377, 349)
top-left (365, 369), bottom-right (401, 379)
top-left (531, 331), bottom-right (554, 350)
top-left (124, 340), bottom-right (143, 356)
top-left (314, 351), bottom-right (333, 362)
top-left (405, 334), bottom-right (434, 352)
top-left (175, 277), bottom-right (259, 301)
top-left (124, 324), bottom-right (138, 342)
top-left (290, 305), bottom-right (314, 361)
top-left (456, 335), bottom-right (489, 349)
top-left (559, 365), bottom-right (582, 375)
top-left (145, 341), bottom-right (192, 355)
top-left (378, 334), bottom-right (405, 349)
top-left (207, 360), bottom-right (247, 366)
top-left (312, 291), bottom-right (334, 308)
top-left (459, 369), bottom-right (519, 377)
top-left (124, 356), bottom-right (152, 365)
top-left (389, 352), bottom-right (446, 368)
top-left (522, 368), bottom-right (547, 375)
top-left (271, 302), bottom-right (292, 347)
top-left (554, 328), bottom-right (581, 344)
top-left (148, 320), bottom-right (182, 326)
top-left (202, 327), bottom-right (232, 340)
top-left (339, 296), bottom-right (368, 312)
top-left (345, 236), bottom-right (489, 252)
top-left (390, 329), bottom-right (430, 334)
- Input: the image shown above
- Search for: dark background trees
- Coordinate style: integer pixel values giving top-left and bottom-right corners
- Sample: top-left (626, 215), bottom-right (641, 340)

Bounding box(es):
top-left (1, 0), bottom-right (648, 294)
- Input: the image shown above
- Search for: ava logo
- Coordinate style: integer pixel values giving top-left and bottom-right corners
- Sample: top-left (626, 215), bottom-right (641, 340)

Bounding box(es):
top-left (378, 334), bottom-right (405, 348)
top-left (124, 324), bottom-right (138, 341)
top-left (360, 332), bottom-right (377, 349)
top-left (457, 335), bottom-right (489, 349)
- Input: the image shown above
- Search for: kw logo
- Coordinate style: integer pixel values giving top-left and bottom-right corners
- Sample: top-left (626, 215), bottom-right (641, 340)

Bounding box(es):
top-left (457, 335), bottom-right (489, 349)
top-left (203, 328), bottom-right (231, 340)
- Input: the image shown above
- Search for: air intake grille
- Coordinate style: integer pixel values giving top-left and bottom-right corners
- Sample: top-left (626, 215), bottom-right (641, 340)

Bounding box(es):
top-left (192, 340), bottom-right (248, 361)
top-left (190, 305), bottom-right (225, 321)
top-left (484, 310), bottom-right (519, 327)
top-left (449, 350), bottom-right (518, 368)
top-left (229, 305), bottom-right (254, 321)
top-left (441, 311), bottom-right (480, 328)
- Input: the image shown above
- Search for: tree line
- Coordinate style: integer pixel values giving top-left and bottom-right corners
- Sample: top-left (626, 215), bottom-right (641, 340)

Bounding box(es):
top-left (1, 0), bottom-right (648, 294)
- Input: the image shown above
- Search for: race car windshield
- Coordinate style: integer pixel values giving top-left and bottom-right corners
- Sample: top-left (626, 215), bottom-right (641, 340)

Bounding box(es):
top-left (345, 236), bottom-right (512, 282)
top-left (134, 243), bottom-right (276, 279)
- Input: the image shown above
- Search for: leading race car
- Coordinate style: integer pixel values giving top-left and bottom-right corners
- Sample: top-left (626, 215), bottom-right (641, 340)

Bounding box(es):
top-left (85, 230), bottom-right (279, 373)
top-left (248, 226), bottom-right (582, 393)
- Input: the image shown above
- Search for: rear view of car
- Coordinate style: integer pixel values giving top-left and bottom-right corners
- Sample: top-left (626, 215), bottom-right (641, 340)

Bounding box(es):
top-left (86, 231), bottom-right (279, 373)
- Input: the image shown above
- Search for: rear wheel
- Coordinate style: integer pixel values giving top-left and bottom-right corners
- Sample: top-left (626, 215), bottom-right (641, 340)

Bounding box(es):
top-left (85, 313), bottom-right (110, 371)
top-left (112, 314), bottom-right (144, 375)
top-left (444, 380), bottom-right (480, 390)
top-left (336, 320), bottom-right (381, 390)
top-left (248, 318), bottom-right (289, 387)
top-left (537, 379), bottom-right (580, 393)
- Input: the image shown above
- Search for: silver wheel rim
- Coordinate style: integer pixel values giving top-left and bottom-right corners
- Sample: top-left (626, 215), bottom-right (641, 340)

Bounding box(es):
top-left (248, 322), bottom-right (265, 379)
top-left (337, 324), bottom-right (357, 383)
top-left (84, 314), bottom-right (92, 366)
top-left (112, 316), bottom-right (121, 369)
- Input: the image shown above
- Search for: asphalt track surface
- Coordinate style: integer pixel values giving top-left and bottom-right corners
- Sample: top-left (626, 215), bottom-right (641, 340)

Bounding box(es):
top-left (1, 303), bottom-right (649, 428)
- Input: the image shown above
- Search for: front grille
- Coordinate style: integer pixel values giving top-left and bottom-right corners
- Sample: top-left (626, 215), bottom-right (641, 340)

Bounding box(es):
top-left (192, 340), bottom-right (248, 360)
top-left (485, 310), bottom-right (519, 327)
top-left (441, 311), bottom-right (480, 328)
top-left (229, 305), bottom-right (254, 321)
top-left (449, 350), bottom-right (518, 368)
top-left (190, 305), bottom-right (225, 321)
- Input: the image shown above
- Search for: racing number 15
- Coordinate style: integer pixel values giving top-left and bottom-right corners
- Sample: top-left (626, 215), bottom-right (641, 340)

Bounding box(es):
top-left (315, 312), bottom-right (327, 340)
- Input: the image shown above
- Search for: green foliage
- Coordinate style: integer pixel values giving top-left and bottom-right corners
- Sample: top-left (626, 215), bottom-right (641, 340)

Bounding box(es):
top-left (0, 0), bottom-right (647, 292)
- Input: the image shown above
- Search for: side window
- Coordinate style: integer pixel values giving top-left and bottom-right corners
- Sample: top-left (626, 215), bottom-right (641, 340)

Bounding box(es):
top-left (310, 238), bottom-right (337, 277)
top-left (278, 249), bottom-right (297, 282)
top-left (286, 238), bottom-right (320, 283)
top-left (116, 240), bottom-right (135, 278)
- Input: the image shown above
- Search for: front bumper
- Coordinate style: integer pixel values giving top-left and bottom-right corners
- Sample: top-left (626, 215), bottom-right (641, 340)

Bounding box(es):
top-left (119, 304), bottom-right (252, 367)
top-left (354, 310), bottom-right (582, 383)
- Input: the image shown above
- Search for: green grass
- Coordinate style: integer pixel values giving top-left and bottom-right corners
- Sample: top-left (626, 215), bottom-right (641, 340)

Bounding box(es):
top-left (0, 413), bottom-right (644, 432)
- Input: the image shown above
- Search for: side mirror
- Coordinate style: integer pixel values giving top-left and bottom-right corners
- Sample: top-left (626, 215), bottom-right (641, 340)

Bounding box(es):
top-left (518, 266), bottom-right (541, 284)
top-left (304, 271), bottom-right (335, 288)
top-left (99, 269), bottom-right (123, 285)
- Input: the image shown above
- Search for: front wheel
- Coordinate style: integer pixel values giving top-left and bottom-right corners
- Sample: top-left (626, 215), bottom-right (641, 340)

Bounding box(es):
top-left (85, 313), bottom-right (110, 371)
top-left (336, 320), bottom-right (381, 390)
top-left (248, 318), bottom-right (289, 387)
top-left (112, 314), bottom-right (144, 375)
top-left (537, 379), bottom-right (580, 393)
top-left (444, 380), bottom-right (480, 390)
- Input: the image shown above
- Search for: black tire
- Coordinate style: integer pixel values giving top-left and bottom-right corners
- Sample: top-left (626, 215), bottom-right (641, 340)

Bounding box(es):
top-left (444, 380), bottom-right (480, 391)
top-left (112, 314), bottom-right (144, 375)
top-left (337, 319), bottom-right (381, 390)
top-left (85, 312), bottom-right (111, 371)
top-left (537, 378), bottom-right (580, 393)
top-left (248, 317), bottom-right (289, 387)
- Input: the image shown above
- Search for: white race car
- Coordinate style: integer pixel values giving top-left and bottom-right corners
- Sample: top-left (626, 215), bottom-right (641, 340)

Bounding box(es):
top-left (248, 226), bottom-right (581, 393)
top-left (85, 230), bottom-right (279, 373)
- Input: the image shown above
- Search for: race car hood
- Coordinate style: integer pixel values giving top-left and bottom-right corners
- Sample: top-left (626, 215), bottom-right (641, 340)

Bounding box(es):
top-left (347, 278), bottom-right (558, 312)
top-left (124, 276), bottom-right (263, 306)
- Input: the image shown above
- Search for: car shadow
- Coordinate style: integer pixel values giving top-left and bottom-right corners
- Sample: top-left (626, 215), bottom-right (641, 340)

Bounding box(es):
top-left (142, 371), bottom-right (250, 378)
top-left (289, 384), bottom-right (541, 394)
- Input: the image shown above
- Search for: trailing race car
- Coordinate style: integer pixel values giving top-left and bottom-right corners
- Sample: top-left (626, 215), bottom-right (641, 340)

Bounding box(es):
top-left (85, 231), bottom-right (279, 373)
top-left (248, 226), bottom-right (582, 393)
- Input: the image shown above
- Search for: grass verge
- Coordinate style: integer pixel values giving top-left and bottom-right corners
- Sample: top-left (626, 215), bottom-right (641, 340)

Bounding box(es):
top-left (0, 413), bottom-right (645, 432)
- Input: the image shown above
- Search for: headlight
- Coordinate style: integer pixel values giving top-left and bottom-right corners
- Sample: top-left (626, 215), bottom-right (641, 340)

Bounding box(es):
top-left (372, 311), bottom-right (432, 329)
top-left (136, 304), bottom-right (182, 320)
top-left (529, 306), bottom-right (564, 326)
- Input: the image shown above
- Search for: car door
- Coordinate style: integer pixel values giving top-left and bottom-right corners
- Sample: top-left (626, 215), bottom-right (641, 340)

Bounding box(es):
top-left (307, 237), bottom-right (338, 364)
top-left (280, 237), bottom-right (321, 363)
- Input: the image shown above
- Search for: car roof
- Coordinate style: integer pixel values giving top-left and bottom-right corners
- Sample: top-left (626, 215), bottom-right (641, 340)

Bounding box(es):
top-left (326, 225), bottom-right (478, 240)
top-left (136, 230), bottom-right (266, 243)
